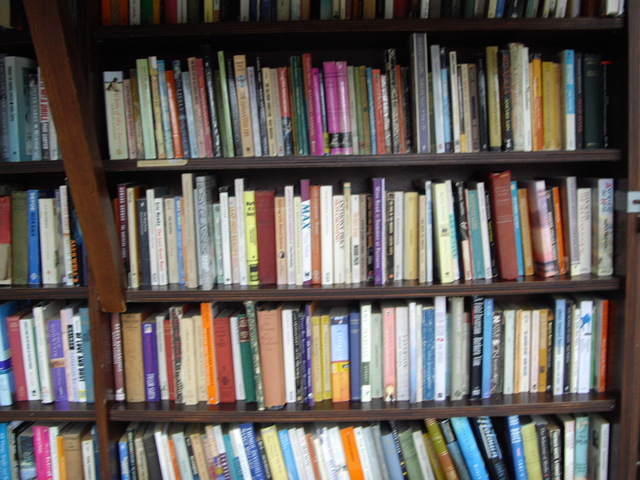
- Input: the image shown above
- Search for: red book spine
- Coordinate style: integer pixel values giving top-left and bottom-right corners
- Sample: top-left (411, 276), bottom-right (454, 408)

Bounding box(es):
top-left (598, 299), bottom-right (610, 393)
top-left (213, 313), bottom-right (236, 403)
top-left (163, 316), bottom-right (176, 401)
top-left (7, 310), bottom-right (28, 401)
top-left (489, 171), bottom-right (519, 280)
top-left (255, 190), bottom-right (277, 285)
top-left (165, 0), bottom-right (178, 23)
top-left (393, 0), bottom-right (410, 18)
top-left (119, 0), bottom-right (129, 24)
top-left (302, 54), bottom-right (319, 156)
top-left (196, 58), bottom-right (214, 158)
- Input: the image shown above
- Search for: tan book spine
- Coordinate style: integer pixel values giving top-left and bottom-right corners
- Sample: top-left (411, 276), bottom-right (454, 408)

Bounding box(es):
top-left (404, 191), bottom-right (418, 281)
top-left (321, 309), bottom-right (332, 400)
top-left (234, 55), bottom-right (255, 157)
top-left (189, 429), bottom-right (211, 480)
top-left (180, 313), bottom-right (198, 405)
top-left (63, 433), bottom-right (84, 478)
top-left (192, 311), bottom-right (207, 402)
top-left (310, 184), bottom-right (322, 285)
top-left (518, 188), bottom-right (535, 276)
top-left (164, 197), bottom-right (179, 285)
top-left (538, 308), bottom-right (549, 393)
top-left (257, 304), bottom-right (286, 409)
top-left (181, 173), bottom-right (198, 288)
top-left (121, 308), bottom-right (152, 402)
top-left (485, 46), bottom-right (503, 151)
top-left (148, 56), bottom-right (166, 159)
top-left (460, 63), bottom-right (472, 154)
top-left (262, 67), bottom-right (278, 156)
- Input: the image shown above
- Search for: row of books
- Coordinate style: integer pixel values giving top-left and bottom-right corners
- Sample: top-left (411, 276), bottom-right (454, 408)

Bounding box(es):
top-left (100, 0), bottom-right (626, 25)
top-left (114, 415), bottom-right (610, 480)
top-left (103, 39), bottom-right (613, 161)
top-left (112, 295), bottom-right (611, 409)
top-left (0, 57), bottom-right (62, 162)
top-left (0, 185), bottom-right (86, 287)
top-left (0, 421), bottom-right (98, 480)
top-left (0, 300), bottom-right (95, 406)
top-left (115, 171), bottom-right (614, 291)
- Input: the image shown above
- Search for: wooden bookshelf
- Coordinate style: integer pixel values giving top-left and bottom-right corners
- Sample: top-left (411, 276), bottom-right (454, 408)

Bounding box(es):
top-left (0, 286), bottom-right (89, 300)
top-left (0, 402), bottom-right (96, 422)
top-left (0, 160), bottom-right (67, 174)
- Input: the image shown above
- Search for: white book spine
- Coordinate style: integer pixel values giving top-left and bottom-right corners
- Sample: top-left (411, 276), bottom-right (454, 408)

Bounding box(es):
top-left (154, 429), bottom-right (174, 480)
top-left (229, 428), bottom-right (252, 479)
top-left (350, 194), bottom-right (361, 284)
top-left (19, 317), bottom-right (41, 401)
top-left (156, 313), bottom-right (169, 401)
top-left (316, 428), bottom-right (338, 480)
top-left (154, 197), bottom-right (169, 286)
top-left (301, 192), bottom-right (312, 285)
top-left (320, 185), bottom-right (334, 285)
top-left (570, 306), bottom-right (581, 393)
top-left (594, 179), bottom-right (614, 276)
top-left (284, 185), bottom-right (296, 285)
top-left (297, 427), bottom-right (316, 480)
top-left (393, 192), bottom-right (404, 281)
top-left (234, 179), bottom-right (249, 285)
top-left (333, 195), bottom-right (345, 284)
top-left (430, 45), bottom-right (445, 153)
top-left (34, 302), bottom-right (64, 404)
top-left (58, 185), bottom-right (74, 286)
top-left (578, 300), bottom-right (593, 393)
top-left (240, 0), bottom-right (249, 20)
top-left (287, 429), bottom-right (307, 480)
top-left (48, 425), bottom-right (61, 480)
top-left (415, 302), bottom-right (423, 403)
top-left (219, 191), bottom-right (233, 285)
top-left (476, 182), bottom-right (493, 279)
top-left (246, 67), bottom-right (263, 157)
top-left (434, 296), bottom-right (447, 401)
top-left (225, 315), bottom-right (244, 401)
top-left (360, 302), bottom-right (372, 402)
top-left (577, 187), bottom-right (592, 274)
top-left (38, 198), bottom-right (60, 284)
top-left (328, 427), bottom-right (349, 480)
top-left (195, 177), bottom-right (215, 289)
top-left (164, 198), bottom-right (179, 285)
top-left (413, 430), bottom-right (436, 480)
top-left (353, 426), bottom-right (374, 480)
top-left (343, 184), bottom-right (352, 283)
top-left (521, 46), bottom-right (533, 151)
top-left (564, 177), bottom-right (581, 277)
top-left (395, 305), bottom-right (410, 402)
top-left (502, 309), bottom-right (516, 395)
top-left (449, 297), bottom-right (466, 400)
top-left (529, 309), bottom-right (540, 393)
top-left (519, 309), bottom-right (531, 393)
top-left (294, 196), bottom-right (304, 286)
top-left (130, 0), bottom-right (141, 24)
top-left (71, 311), bottom-right (87, 402)
top-left (145, 189), bottom-right (159, 286)
top-left (282, 308), bottom-right (297, 403)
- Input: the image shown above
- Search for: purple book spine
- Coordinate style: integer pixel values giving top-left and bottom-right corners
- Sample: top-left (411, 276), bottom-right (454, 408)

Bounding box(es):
top-left (322, 61), bottom-right (342, 155)
top-left (335, 61), bottom-right (353, 155)
top-left (142, 321), bottom-right (160, 402)
top-left (373, 178), bottom-right (386, 286)
top-left (312, 68), bottom-right (325, 156)
top-left (47, 318), bottom-right (68, 402)
top-left (302, 305), bottom-right (314, 407)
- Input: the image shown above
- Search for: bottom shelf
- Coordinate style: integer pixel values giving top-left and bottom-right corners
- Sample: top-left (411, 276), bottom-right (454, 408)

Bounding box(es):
top-left (110, 392), bottom-right (615, 423)
top-left (0, 401), bottom-right (97, 421)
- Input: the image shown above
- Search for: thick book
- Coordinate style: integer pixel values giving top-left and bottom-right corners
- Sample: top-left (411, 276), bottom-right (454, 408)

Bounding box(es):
top-left (489, 171), bottom-right (519, 280)
top-left (121, 306), bottom-right (154, 402)
top-left (213, 308), bottom-right (237, 404)
top-left (255, 190), bottom-right (277, 285)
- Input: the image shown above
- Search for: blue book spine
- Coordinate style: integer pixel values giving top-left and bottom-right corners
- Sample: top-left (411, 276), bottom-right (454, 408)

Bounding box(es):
top-left (450, 417), bottom-right (490, 480)
top-left (349, 308), bottom-right (361, 402)
top-left (510, 181), bottom-right (524, 277)
top-left (142, 322), bottom-right (159, 402)
top-left (466, 189), bottom-right (485, 279)
top-left (223, 434), bottom-right (243, 480)
top-left (119, 438), bottom-right (131, 480)
top-left (174, 196), bottom-right (185, 285)
top-left (47, 317), bottom-right (68, 402)
top-left (381, 433), bottom-right (404, 480)
top-left (506, 415), bottom-right (528, 480)
top-left (156, 60), bottom-right (175, 159)
top-left (27, 190), bottom-right (41, 285)
top-left (365, 68), bottom-right (377, 155)
top-left (440, 49), bottom-right (452, 152)
top-left (553, 298), bottom-right (566, 395)
top-left (79, 306), bottom-right (95, 403)
top-left (239, 423), bottom-right (266, 480)
top-left (320, 0), bottom-right (332, 19)
top-left (0, 54), bottom-right (8, 162)
top-left (447, 184), bottom-right (460, 281)
top-left (481, 298), bottom-right (494, 399)
top-left (6, 57), bottom-right (36, 162)
top-left (495, 0), bottom-right (507, 17)
top-left (423, 306), bottom-right (435, 401)
top-left (411, 33), bottom-right (430, 154)
top-left (0, 302), bottom-right (15, 406)
top-left (444, 438), bottom-right (473, 480)
top-left (574, 415), bottom-right (589, 478)
top-left (249, 0), bottom-right (258, 20)
top-left (0, 423), bottom-right (10, 480)
top-left (564, 50), bottom-right (576, 118)
top-left (259, 0), bottom-right (270, 22)
top-left (278, 429), bottom-right (300, 480)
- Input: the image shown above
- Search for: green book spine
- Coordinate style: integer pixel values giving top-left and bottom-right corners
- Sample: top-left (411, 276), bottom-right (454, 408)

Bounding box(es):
top-left (583, 54), bottom-right (603, 149)
top-left (213, 69), bottom-right (233, 158)
top-left (11, 191), bottom-right (27, 285)
top-left (243, 301), bottom-right (265, 410)
top-left (290, 56), bottom-right (309, 156)
top-left (353, 66), bottom-right (365, 154)
top-left (135, 58), bottom-right (157, 159)
top-left (217, 51), bottom-right (236, 157)
top-left (141, 0), bottom-right (153, 24)
top-left (397, 425), bottom-right (422, 480)
top-left (370, 309), bottom-right (383, 399)
top-left (238, 313), bottom-right (257, 403)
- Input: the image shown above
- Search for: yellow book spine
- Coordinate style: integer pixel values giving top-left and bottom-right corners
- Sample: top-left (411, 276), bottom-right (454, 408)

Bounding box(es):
top-left (521, 422), bottom-right (544, 480)
top-left (424, 419), bottom-right (459, 480)
top-left (260, 425), bottom-right (289, 480)
top-left (423, 433), bottom-right (447, 480)
top-left (432, 183), bottom-right (453, 283)
top-left (311, 311), bottom-right (323, 402)
top-left (147, 56), bottom-right (166, 159)
top-left (244, 190), bottom-right (259, 286)
top-left (57, 434), bottom-right (67, 480)
top-left (404, 191), bottom-right (418, 281)
top-left (485, 46), bottom-right (502, 151)
top-left (514, 309), bottom-right (523, 394)
top-left (517, 188), bottom-right (535, 276)
top-left (538, 308), bottom-right (549, 393)
top-left (530, 56), bottom-right (544, 151)
top-left (321, 312), bottom-right (332, 400)
top-left (542, 61), bottom-right (555, 150)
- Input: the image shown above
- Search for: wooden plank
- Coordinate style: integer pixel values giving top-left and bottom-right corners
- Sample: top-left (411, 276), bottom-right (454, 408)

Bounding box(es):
top-left (22, 0), bottom-right (126, 312)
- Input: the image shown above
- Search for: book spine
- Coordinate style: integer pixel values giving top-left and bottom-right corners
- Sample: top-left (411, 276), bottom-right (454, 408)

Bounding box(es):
top-left (171, 61), bottom-right (191, 158)
top-left (27, 191), bottom-right (41, 285)
top-left (142, 321), bottom-right (160, 401)
top-left (372, 178), bottom-right (386, 286)
top-left (47, 317), bottom-right (68, 402)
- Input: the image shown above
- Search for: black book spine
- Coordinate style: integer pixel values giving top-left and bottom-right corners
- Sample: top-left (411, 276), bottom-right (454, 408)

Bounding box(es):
top-left (583, 54), bottom-right (603, 149)
top-left (470, 296), bottom-right (484, 399)
top-left (563, 300), bottom-right (574, 393)
top-left (256, 436), bottom-right (273, 480)
top-left (545, 190), bottom-right (560, 273)
top-left (136, 197), bottom-right (151, 286)
top-left (548, 425), bottom-right (563, 480)
top-left (255, 56), bottom-right (270, 157)
top-left (225, 58), bottom-right (244, 157)
top-left (375, 0), bottom-right (384, 18)
top-left (201, 46), bottom-right (223, 158)
top-left (471, 417), bottom-right (510, 480)
top-left (172, 60), bottom-right (191, 159)
top-left (484, 189), bottom-right (499, 278)
top-left (499, 49), bottom-right (514, 151)
top-left (292, 309), bottom-right (304, 403)
top-left (384, 49), bottom-right (401, 155)
top-left (126, 427), bottom-right (138, 480)
top-left (602, 60), bottom-right (611, 148)
top-left (440, 48), bottom-right (453, 153)
top-left (469, 64), bottom-right (481, 152)
top-left (546, 309), bottom-right (554, 392)
top-left (574, 52), bottom-right (584, 150)
top-left (389, 422), bottom-right (409, 477)
top-left (454, 181), bottom-right (470, 279)
top-left (142, 433), bottom-right (162, 480)
top-left (535, 422), bottom-right (553, 480)
top-left (477, 54), bottom-right (490, 151)
top-left (183, 435), bottom-right (200, 479)
top-left (401, 66), bottom-right (413, 153)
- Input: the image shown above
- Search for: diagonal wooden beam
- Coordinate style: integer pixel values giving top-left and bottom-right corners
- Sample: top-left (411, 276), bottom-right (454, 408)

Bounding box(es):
top-left (22, 0), bottom-right (126, 312)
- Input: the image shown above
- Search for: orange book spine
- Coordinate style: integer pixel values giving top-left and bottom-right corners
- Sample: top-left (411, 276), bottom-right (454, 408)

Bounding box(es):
top-left (165, 70), bottom-right (184, 159)
top-left (119, 0), bottom-right (128, 24)
top-left (310, 184), bottom-right (322, 284)
top-left (598, 299), bottom-right (610, 393)
top-left (168, 438), bottom-right (182, 480)
top-left (551, 186), bottom-right (567, 275)
top-left (57, 435), bottom-right (67, 480)
top-left (153, 0), bottom-right (161, 23)
top-left (395, 65), bottom-right (406, 154)
top-left (340, 427), bottom-right (365, 480)
top-left (201, 302), bottom-right (219, 405)
top-left (530, 55), bottom-right (544, 151)
top-left (371, 69), bottom-right (387, 154)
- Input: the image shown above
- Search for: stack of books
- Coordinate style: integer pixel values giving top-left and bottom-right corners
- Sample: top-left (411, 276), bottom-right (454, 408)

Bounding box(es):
top-left (111, 296), bottom-right (611, 407)
top-left (114, 172), bottom-right (614, 290)
top-left (104, 41), bottom-right (614, 161)
top-left (0, 300), bottom-right (94, 406)
top-left (112, 415), bottom-right (610, 480)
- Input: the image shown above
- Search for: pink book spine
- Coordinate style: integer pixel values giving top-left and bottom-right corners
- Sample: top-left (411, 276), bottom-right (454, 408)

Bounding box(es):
top-left (383, 305), bottom-right (396, 402)
top-left (335, 61), bottom-right (353, 155)
top-left (111, 312), bottom-right (126, 401)
top-left (322, 61), bottom-right (342, 155)
top-left (526, 180), bottom-right (556, 277)
top-left (34, 425), bottom-right (53, 480)
top-left (302, 54), bottom-right (319, 156)
top-left (311, 68), bottom-right (325, 156)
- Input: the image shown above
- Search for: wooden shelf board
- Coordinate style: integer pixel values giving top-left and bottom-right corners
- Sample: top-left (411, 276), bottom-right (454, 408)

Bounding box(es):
top-left (125, 275), bottom-right (620, 302)
top-left (0, 285), bottom-right (88, 300)
top-left (94, 18), bottom-right (624, 41)
top-left (0, 401), bottom-right (96, 421)
top-left (0, 161), bottom-right (66, 174)
top-left (110, 393), bottom-right (615, 423)
top-left (104, 150), bottom-right (621, 171)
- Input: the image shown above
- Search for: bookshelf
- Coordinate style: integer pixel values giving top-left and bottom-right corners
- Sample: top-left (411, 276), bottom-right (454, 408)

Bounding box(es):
top-left (12, 0), bottom-right (640, 478)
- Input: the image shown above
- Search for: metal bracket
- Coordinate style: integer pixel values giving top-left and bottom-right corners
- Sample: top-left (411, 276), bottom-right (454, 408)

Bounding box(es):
top-left (615, 191), bottom-right (640, 213)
